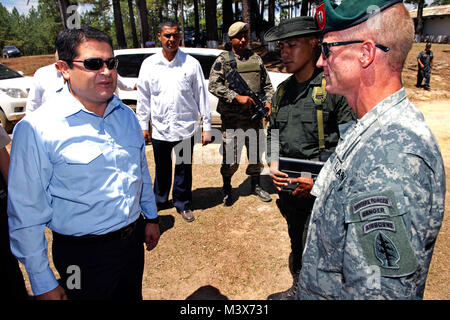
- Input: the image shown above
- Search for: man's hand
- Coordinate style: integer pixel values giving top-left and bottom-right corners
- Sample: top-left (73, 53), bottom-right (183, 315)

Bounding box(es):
top-left (35, 285), bottom-right (68, 300)
top-left (266, 102), bottom-right (272, 117)
top-left (290, 177), bottom-right (314, 199)
top-left (142, 130), bottom-right (151, 144)
top-left (144, 223), bottom-right (160, 251)
top-left (202, 131), bottom-right (212, 146)
top-left (269, 161), bottom-right (289, 191)
top-left (234, 95), bottom-right (255, 110)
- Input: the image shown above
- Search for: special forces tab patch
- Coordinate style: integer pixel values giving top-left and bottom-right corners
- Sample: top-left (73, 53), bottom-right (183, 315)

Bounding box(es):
top-left (348, 190), bottom-right (418, 277)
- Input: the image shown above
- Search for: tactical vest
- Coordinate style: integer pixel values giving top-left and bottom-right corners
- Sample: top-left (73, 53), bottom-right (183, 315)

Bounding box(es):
top-left (224, 51), bottom-right (262, 93)
top-left (273, 73), bottom-right (328, 153)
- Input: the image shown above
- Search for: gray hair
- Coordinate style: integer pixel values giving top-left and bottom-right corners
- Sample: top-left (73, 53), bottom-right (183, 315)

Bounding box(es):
top-left (337, 3), bottom-right (414, 73)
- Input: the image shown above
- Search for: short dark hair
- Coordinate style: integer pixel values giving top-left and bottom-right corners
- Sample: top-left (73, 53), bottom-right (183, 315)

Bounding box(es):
top-left (157, 20), bottom-right (179, 34)
top-left (55, 26), bottom-right (113, 68)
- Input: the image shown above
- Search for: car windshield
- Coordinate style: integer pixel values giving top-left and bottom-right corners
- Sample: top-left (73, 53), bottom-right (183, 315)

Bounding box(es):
top-left (5, 46), bottom-right (17, 50)
top-left (115, 52), bottom-right (218, 80)
top-left (0, 64), bottom-right (23, 80)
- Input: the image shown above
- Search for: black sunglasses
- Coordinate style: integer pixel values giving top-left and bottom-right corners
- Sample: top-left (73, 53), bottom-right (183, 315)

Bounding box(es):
top-left (162, 33), bottom-right (180, 39)
top-left (71, 57), bottom-right (118, 71)
top-left (320, 40), bottom-right (390, 58)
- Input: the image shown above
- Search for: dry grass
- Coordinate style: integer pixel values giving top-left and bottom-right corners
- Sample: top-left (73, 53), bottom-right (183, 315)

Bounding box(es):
top-left (4, 43), bottom-right (449, 300)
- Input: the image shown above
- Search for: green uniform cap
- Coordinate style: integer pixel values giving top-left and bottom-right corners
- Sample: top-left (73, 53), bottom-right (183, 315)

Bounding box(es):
top-left (228, 21), bottom-right (249, 38)
top-left (264, 16), bottom-right (321, 42)
top-left (316, 0), bottom-right (403, 34)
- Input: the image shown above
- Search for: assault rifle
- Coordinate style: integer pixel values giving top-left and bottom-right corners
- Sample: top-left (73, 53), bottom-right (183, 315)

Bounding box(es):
top-left (278, 157), bottom-right (325, 192)
top-left (226, 50), bottom-right (269, 122)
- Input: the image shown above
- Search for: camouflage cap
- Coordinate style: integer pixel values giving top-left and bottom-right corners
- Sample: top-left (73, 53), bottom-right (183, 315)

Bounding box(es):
top-left (264, 16), bottom-right (321, 42)
top-left (228, 22), bottom-right (249, 38)
top-left (316, 0), bottom-right (403, 34)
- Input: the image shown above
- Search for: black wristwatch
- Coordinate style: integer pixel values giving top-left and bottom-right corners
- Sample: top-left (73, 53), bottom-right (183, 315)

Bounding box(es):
top-left (143, 216), bottom-right (160, 224)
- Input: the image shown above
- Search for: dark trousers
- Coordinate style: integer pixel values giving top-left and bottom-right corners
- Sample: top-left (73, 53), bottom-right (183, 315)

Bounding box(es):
top-left (277, 192), bottom-right (315, 273)
top-left (0, 194), bottom-right (28, 300)
top-left (152, 136), bottom-right (194, 212)
top-left (417, 67), bottom-right (431, 88)
top-left (52, 219), bottom-right (145, 300)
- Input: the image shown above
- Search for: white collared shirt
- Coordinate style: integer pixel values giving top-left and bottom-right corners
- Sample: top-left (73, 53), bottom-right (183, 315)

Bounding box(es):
top-left (136, 48), bottom-right (211, 141)
top-left (26, 63), bottom-right (64, 113)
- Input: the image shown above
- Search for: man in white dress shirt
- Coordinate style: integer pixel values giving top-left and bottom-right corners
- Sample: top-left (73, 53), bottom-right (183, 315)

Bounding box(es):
top-left (26, 51), bottom-right (65, 113)
top-left (136, 21), bottom-right (212, 223)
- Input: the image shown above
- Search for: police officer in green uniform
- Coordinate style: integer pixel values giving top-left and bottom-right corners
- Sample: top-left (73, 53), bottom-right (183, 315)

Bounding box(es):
top-left (264, 17), bottom-right (356, 300)
top-left (208, 22), bottom-right (274, 206)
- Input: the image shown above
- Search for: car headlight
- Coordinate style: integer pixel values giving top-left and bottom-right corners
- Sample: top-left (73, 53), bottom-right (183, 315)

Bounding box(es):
top-left (0, 88), bottom-right (28, 98)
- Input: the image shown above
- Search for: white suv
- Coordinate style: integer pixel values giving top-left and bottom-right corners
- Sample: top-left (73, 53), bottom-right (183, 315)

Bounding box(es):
top-left (114, 47), bottom-right (290, 125)
top-left (0, 63), bottom-right (31, 132)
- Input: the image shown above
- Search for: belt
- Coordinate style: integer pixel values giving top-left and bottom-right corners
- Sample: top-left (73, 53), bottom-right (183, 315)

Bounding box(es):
top-left (52, 218), bottom-right (140, 245)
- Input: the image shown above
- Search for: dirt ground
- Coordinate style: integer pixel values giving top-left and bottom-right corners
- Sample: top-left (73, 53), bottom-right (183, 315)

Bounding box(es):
top-left (1, 42), bottom-right (449, 300)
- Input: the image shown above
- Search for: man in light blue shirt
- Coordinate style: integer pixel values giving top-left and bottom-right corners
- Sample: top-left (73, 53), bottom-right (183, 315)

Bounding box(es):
top-left (7, 26), bottom-right (160, 300)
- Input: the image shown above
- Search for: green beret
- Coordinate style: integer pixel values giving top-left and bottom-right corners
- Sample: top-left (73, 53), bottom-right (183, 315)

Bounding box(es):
top-left (264, 16), bottom-right (321, 42)
top-left (316, 0), bottom-right (403, 34)
top-left (228, 22), bottom-right (249, 38)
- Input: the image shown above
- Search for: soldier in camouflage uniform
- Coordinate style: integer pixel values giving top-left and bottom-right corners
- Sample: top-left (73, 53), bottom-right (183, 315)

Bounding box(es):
top-left (208, 22), bottom-right (274, 205)
top-left (264, 17), bottom-right (355, 300)
top-left (297, 0), bottom-right (445, 299)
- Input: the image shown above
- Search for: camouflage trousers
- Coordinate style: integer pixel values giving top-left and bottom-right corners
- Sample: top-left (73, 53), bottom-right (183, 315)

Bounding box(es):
top-left (220, 116), bottom-right (264, 178)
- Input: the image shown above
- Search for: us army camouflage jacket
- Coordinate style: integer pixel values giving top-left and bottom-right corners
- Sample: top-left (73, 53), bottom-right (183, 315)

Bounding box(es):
top-left (208, 49), bottom-right (274, 113)
top-left (298, 88), bottom-right (446, 300)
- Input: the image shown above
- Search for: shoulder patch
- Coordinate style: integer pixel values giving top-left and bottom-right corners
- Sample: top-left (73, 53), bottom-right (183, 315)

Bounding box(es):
top-left (214, 62), bottom-right (222, 71)
top-left (348, 190), bottom-right (418, 278)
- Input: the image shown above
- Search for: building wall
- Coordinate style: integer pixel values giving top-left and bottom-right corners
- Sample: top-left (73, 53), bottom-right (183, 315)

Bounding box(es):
top-left (424, 16), bottom-right (450, 37)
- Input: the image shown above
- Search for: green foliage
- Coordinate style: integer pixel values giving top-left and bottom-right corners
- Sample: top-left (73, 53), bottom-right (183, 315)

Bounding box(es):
top-left (0, 0), bottom-right (63, 56)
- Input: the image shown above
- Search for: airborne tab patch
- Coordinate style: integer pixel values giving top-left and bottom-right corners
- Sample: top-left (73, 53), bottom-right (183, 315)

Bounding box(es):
top-left (363, 220), bottom-right (396, 234)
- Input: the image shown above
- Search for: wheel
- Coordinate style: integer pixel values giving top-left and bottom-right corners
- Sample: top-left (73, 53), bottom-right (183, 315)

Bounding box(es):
top-left (0, 109), bottom-right (14, 133)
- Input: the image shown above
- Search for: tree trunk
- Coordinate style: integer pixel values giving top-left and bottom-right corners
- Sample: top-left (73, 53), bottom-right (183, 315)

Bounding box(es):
top-left (180, 0), bottom-right (185, 47)
top-left (242, 0), bottom-right (251, 43)
top-left (128, 0), bottom-right (139, 48)
top-left (268, 0), bottom-right (275, 27)
top-left (234, 0), bottom-right (240, 21)
top-left (222, 0), bottom-right (233, 43)
top-left (416, 0), bottom-right (425, 41)
top-left (193, 0), bottom-right (200, 46)
top-left (136, 0), bottom-right (149, 48)
top-left (205, 0), bottom-right (218, 47)
top-left (173, 1), bottom-right (179, 24)
top-left (112, 0), bottom-right (127, 48)
top-left (301, 0), bottom-right (309, 16)
top-left (57, 0), bottom-right (70, 29)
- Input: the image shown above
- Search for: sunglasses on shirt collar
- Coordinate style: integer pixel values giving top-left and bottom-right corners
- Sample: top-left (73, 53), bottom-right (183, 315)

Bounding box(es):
top-left (69, 57), bottom-right (118, 71)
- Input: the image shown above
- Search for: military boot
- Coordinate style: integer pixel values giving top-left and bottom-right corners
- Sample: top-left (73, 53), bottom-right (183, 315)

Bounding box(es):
top-left (222, 176), bottom-right (233, 206)
top-left (267, 271), bottom-right (300, 300)
top-left (267, 253), bottom-right (301, 300)
top-left (251, 175), bottom-right (271, 202)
